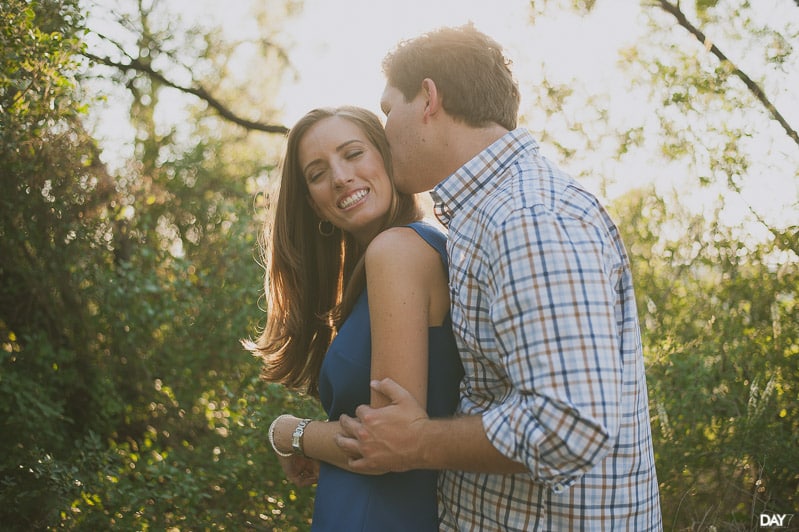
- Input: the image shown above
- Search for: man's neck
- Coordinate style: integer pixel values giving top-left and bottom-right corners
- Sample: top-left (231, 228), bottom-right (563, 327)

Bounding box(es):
top-left (440, 122), bottom-right (510, 178)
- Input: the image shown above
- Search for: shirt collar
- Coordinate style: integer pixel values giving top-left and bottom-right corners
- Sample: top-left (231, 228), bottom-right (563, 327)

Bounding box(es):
top-left (431, 128), bottom-right (538, 227)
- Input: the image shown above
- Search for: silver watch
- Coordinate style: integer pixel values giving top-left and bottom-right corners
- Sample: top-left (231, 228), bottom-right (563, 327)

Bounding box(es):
top-left (291, 418), bottom-right (311, 455)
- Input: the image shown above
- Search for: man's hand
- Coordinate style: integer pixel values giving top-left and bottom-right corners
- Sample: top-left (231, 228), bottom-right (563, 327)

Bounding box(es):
top-left (335, 378), bottom-right (429, 474)
top-left (278, 454), bottom-right (319, 487)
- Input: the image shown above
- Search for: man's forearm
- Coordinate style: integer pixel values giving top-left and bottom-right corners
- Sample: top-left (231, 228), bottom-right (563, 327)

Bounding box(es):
top-left (335, 379), bottom-right (529, 475)
top-left (417, 414), bottom-right (527, 474)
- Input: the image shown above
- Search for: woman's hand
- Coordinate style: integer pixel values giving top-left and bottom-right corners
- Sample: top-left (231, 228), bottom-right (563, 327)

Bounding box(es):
top-left (278, 453), bottom-right (319, 487)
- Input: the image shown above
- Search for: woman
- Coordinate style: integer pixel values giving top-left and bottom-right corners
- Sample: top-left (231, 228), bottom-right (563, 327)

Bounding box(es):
top-left (246, 106), bottom-right (463, 531)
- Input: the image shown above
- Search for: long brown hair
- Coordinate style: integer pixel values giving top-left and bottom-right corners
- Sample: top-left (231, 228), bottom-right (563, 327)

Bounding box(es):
top-left (246, 106), bottom-right (422, 398)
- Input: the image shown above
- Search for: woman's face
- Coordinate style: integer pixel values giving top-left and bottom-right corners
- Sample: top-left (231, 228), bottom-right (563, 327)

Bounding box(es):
top-left (299, 116), bottom-right (393, 245)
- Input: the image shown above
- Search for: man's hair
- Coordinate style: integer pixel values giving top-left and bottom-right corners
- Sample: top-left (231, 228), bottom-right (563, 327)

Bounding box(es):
top-left (382, 24), bottom-right (520, 131)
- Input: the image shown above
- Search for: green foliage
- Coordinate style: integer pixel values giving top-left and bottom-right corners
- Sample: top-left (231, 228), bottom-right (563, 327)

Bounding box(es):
top-left (611, 189), bottom-right (799, 530)
top-left (1, 0), bottom-right (322, 529)
top-left (0, 0), bottom-right (84, 136)
top-left (0, 0), bottom-right (120, 527)
top-left (59, 380), bottom-right (320, 530)
top-left (2, 1), bottom-right (797, 531)
top-left (695, 0), bottom-right (721, 18)
top-left (609, 4), bottom-right (799, 524)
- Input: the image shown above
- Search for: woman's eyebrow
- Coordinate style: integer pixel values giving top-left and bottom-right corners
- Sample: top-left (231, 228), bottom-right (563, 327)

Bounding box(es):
top-left (335, 139), bottom-right (362, 152)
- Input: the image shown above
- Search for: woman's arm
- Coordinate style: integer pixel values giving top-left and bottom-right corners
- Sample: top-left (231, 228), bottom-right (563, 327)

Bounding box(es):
top-left (270, 414), bottom-right (353, 471)
top-left (365, 226), bottom-right (449, 408)
top-left (270, 226), bottom-right (448, 474)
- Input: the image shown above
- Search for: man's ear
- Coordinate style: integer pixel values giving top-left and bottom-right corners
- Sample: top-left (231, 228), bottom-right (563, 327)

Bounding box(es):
top-left (421, 78), bottom-right (442, 120)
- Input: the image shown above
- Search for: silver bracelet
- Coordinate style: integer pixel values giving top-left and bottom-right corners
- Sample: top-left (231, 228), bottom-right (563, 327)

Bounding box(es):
top-left (268, 414), bottom-right (294, 457)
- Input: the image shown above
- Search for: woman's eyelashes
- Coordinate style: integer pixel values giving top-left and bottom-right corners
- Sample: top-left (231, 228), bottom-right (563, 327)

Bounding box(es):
top-left (344, 148), bottom-right (364, 160)
top-left (306, 149), bottom-right (364, 183)
top-left (306, 169), bottom-right (324, 183)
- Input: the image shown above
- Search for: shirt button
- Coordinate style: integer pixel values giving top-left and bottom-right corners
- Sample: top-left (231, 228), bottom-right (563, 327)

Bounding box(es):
top-left (552, 482), bottom-right (566, 494)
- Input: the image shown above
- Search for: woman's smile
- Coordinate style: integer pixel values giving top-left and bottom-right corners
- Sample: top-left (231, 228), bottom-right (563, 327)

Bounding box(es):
top-left (337, 188), bottom-right (370, 210)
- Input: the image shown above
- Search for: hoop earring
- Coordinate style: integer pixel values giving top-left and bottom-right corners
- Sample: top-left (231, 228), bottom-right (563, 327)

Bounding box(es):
top-left (318, 220), bottom-right (335, 237)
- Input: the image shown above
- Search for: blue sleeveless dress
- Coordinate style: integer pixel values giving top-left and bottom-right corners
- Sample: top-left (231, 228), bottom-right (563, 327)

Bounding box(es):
top-left (312, 221), bottom-right (463, 532)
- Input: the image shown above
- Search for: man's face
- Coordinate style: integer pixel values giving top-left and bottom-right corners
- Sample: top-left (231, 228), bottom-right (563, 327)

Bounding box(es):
top-left (380, 83), bottom-right (429, 193)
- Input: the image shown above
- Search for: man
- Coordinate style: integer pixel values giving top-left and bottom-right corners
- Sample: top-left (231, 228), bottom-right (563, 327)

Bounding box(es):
top-left (337, 24), bottom-right (662, 530)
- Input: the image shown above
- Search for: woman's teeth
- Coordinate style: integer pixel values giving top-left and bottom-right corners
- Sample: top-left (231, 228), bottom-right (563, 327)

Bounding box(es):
top-left (338, 189), bottom-right (368, 209)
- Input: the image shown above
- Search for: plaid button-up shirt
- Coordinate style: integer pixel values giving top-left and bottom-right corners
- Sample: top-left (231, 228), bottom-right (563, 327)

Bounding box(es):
top-left (431, 129), bottom-right (662, 531)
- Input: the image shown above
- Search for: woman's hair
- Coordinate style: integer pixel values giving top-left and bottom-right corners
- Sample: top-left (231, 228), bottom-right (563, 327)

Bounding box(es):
top-left (382, 23), bottom-right (519, 131)
top-left (246, 106), bottom-right (422, 398)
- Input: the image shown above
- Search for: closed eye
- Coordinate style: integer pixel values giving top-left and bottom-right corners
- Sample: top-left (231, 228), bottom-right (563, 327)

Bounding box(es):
top-left (305, 167), bottom-right (327, 183)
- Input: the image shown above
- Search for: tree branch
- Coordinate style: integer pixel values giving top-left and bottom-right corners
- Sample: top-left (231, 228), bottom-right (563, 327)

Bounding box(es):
top-left (83, 52), bottom-right (289, 135)
top-left (656, 0), bottom-right (799, 148)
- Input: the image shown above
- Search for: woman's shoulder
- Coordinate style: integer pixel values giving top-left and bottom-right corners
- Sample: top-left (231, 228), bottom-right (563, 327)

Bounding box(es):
top-left (367, 225), bottom-right (429, 255)
top-left (365, 222), bottom-right (445, 270)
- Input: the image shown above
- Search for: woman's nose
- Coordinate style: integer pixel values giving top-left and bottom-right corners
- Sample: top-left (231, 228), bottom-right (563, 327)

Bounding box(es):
top-left (330, 165), bottom-right (353, 187)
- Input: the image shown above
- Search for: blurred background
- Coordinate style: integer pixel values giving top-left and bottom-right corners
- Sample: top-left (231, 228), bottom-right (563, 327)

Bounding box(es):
top-left (1, 0), bottom-right (797, 529)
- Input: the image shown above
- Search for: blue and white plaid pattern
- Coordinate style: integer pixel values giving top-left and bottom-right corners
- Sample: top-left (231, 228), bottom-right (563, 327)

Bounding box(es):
top-left (432, 129), bottom-right (662, 531)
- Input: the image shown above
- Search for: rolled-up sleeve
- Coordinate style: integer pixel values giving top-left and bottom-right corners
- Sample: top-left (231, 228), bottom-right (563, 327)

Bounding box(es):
top-left (481, 200), bottom-right (623, 490)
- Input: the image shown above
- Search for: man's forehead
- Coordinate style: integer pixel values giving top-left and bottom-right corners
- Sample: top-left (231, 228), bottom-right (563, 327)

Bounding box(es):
top-left (379, 85), bottom-right (400, 112)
